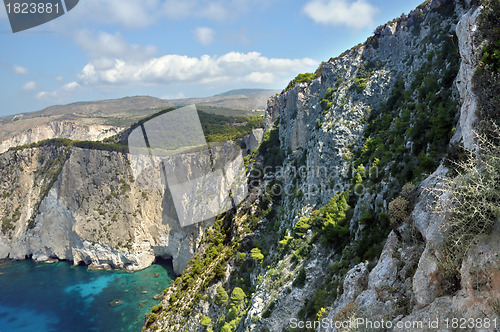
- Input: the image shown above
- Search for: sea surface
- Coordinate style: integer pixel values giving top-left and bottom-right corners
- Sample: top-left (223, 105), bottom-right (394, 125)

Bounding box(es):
top-left (0, 259), bottom-right (175, 332)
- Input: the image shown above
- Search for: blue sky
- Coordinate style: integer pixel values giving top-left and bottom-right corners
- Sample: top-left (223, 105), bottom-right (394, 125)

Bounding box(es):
top-left (0, 0), bottom-right (423, 117)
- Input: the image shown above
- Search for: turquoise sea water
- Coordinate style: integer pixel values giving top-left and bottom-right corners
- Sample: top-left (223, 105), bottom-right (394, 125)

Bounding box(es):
top-left (0, 259), bottom-right (175, 332)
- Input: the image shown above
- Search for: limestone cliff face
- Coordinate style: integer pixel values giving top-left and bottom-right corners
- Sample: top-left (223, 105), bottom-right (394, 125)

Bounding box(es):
top-left (0, 139), bottom-right (250, 274)
top-left (143, 1), bottom-right (499, 331)
top-left (0, 120), bottom-right (123, 154)
top-left (320, 5), bottom-right (498, 329)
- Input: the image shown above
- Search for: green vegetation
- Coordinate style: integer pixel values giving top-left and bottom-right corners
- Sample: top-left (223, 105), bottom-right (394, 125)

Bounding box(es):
top-left (250, 248), bottom-right (264, 264)
top-left (217, 287), bottom-right (247, 332)
top-left (474, 0), bottom-right (500, 137)
top-left (320, 87), bottom-right (335, 113)
top-left (1, 217), bottom-right (15, 235)
top-left (200, 315), bottom-right (212, 326)
top-left (146, 313), bottom-right (157, 325)
top-left (292, 267), bottom-right (306, 288)
top-left (229, 287), bottom-right (246, 307)
top-left (279, 193), bottom-right (351, 254)
top-left (149, 196), bottom-right (276, 329)
top-left (349, 60), bottom-right (383, 95)
top-left (151, 304), bottom-right (163, 313)
top-left (351, 78), bottom-right (367, 93)
top-left (216, 286), bottom-right (229, 306)
top-left (478, 0), bottom-right (500, 72)
top-left (315, 119), bottom-right (323, 129)
top-left (316, 194), bottom-right (350, 245)
top-left (358, 30), bottom-right (460, 186)
top-left (284, 72), bottom-right (319, 93)
top-left (10, 109), bottom-right (264, 157)
top-left (293, 217), bottom-right (311, 237)
top-left (197, 105), bottom-right (265, 117)
top-left (259, 120), bottom-right (284, 171)
top-left (9, 137), bottom-right (128, 154)
top-left (141, 4), bottom-right (473, 330)
top-left (262, 299), bottom-right (277, 319)
top-left (198, 111), bottom-right (264, 143)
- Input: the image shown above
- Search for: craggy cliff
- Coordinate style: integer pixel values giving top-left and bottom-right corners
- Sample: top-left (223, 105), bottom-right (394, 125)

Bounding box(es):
top-left (0, 120), bottom-right (123, 154)
top-left (0, 125), bottom-right (263, 275)
top-left (143, 0), bottom-right (500, 331)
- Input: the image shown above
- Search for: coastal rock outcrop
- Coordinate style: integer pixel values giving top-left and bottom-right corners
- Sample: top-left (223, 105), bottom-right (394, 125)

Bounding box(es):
top-left (0, 139), bottom-right (250, 274)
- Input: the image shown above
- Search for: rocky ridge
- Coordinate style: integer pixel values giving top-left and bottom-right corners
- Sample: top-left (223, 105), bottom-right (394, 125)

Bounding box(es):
top-left (142, 1), bottom-right (499, 331)
top-left (0, 120), bottom-right (123, 154)
top-left (0, 128), bottom-right (262, 274)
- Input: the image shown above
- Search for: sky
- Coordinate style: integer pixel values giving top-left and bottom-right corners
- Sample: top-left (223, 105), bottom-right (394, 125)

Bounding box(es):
top-left (0, 0), bottom-right (424, 117)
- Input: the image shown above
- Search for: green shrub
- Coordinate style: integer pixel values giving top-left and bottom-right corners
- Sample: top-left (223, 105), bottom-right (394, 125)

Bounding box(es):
top-left (236, 252), bottom-right (246, 264)
top-left (316, 119), bottom-right (323, 129)
top-left (478, 0), bottom-right (500, 72)
top-left (1, 218), bottom-right (14, 235)
top-left (147, 313), bottom-right (157, 325)
top-left (151, 304), bottom-right (163, 313)
top-left (229, 287), bottom-right (246, 308)
top-left (215, 260), bottom-right (226, 278)
top-left (216, 286), bottom-right (229, 306)
top-left (250, 248), bottom-right (264, 264)
top-left (321, 99), bottom-right (333, 113)
top-left (298, 289), bottom-right (331, 321)
top-left (320, 89), bottom-right (334, 113)
top-left (262, 299), bottom-right (276, 318)
top-left (352, 78), bottom-right (368, 93)
top-left (260, 121), bottom-right (285, 170)
top-left (200, 315), bottom-right (212, 326)
top-left (474, 0), bottom-right (500, 136)
top-left (284, 72), bottom-right (319, 92)
top-left (294, 217), bottom-right (311, 237)
top-left (318, 193), bottom-right (350, 245)
top-left (293, 267), bottom-right (306, 287)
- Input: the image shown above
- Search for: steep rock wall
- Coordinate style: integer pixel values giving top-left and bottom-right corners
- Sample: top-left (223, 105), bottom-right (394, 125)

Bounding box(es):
top-left (141, 1), bottom-right (499, 331)
top-left (0, 140), bottom-right (248, 275)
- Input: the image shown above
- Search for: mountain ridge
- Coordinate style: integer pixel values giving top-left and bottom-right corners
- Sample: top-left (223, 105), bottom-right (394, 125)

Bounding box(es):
top-left (0, 89), bottom-right (276, 154)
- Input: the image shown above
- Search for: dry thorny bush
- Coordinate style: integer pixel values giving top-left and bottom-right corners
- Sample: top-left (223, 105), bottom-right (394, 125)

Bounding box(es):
top-left (425, 125), bottom-right (500, 289)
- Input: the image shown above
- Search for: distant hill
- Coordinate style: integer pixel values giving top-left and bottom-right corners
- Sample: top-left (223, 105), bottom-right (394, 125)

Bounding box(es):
top-left (0, 89), bottom-right (278, 145)
top-left (166, 88), bottom-right (279, 111)
top-left (213, 89), bottom-right (279, 97)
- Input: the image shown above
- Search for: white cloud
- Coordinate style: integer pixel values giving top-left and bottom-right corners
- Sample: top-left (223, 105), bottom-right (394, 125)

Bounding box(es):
top-left (74, 30), bottom-right (158, 60)
top-left (303, 0), bottom-right (379, 29)
top-left (162, 92), bottom-right (186, 100)
top-left (162, 0), bottom-right (272, 22)
top-left (193, 27), bottom-right (215, 45)
top-left (73, 51), bottom-right (317, 88)
top-left (74, 0), bottom-right (162, 28)
top-left (38, 51), bottom-right (316, 99)
top-left (22, 81), bottom-right (38, 91)
top-left (201, 2), bottom-right (229, 21)
top-left (162, 0), bottom-right (196, 19)
top-left (13, 65), bottom-right (28, 75)
top-left (243, 72), bottom-right (276, 84)
top-left (37, 81), bottom-right (80, 99)
top-left (57, 0), bottom-right (268, 28)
